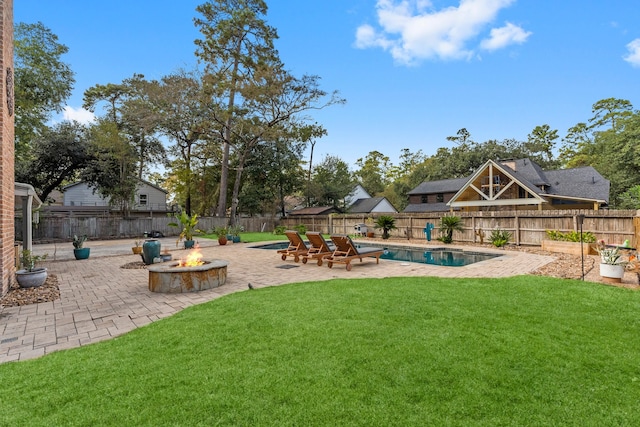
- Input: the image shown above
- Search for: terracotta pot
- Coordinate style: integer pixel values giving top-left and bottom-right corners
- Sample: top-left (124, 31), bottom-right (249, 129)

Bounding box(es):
top-left (218, 236), bottom-right (228, 246)
top-left (132, 247), bottom-right (143, 255)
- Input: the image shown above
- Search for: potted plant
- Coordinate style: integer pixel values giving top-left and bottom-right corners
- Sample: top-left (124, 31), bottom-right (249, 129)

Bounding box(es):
top-left (374, 215), bottom-right (397, 240)
top-left (16, 250), bottom-right (48, 288)
top-left (214, 226), bottom-right (228, 246)
top-left (132, 240), bottom-right (143, 255)
top-left (228, 224), bottom-right (243, 243)
top-left (168, 211), bottom-right (202, 249)
top-left (597, 243), bottom-right (627, 282)
top-left (73, 234), bottom-right (90, 260)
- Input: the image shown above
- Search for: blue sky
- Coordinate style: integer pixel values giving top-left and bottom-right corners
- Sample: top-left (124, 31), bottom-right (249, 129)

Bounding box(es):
top-left (15, 0), bottom-right (640, 169)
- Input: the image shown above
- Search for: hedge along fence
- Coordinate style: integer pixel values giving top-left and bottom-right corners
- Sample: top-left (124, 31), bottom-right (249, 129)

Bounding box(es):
top-left (280, 209), bottom-right (640, 247)
top-left (17, 216), bottom-right (278, 242)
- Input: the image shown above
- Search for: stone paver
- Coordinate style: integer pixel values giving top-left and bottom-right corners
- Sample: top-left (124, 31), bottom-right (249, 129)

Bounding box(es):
top-left (0, 236), bottom-right (607, 364)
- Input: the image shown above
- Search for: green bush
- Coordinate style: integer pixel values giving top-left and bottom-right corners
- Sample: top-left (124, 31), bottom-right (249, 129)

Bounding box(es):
top-left (294, 224), bottom-right (307, 234)
top-left (490, 228), bottom-right (512, 247)
top-left (545, 230), bottom-right (596, 243)
top-left (438, 215), bottom-right (463, 244)
top-left (273, 225), bottom-right (287, 235)
top-left (374, 215), bottom-right (397, 239)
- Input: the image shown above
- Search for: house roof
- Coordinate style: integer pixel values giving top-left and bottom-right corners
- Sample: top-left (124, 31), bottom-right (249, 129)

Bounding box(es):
top-left (498, 159), bottom-right (609, 202)
top-left (407, 177), bottom-right (470, 195)
top-left (63, 179), bottom-right (169, 194)
top-left (288, 206), bottom-right (339, 216)
top-left (348, 197), bottom-right (397, 213)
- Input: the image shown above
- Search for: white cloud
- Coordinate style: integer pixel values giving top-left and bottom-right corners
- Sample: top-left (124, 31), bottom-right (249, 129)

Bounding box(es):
top-left (62, 106), bottom-right (96, 124)
top-left (623, 38), bottom-right (640, 67)
top-left (355, 0), bottom-right (528, 65)
top-left (480, 22), bottom-right (531, 51)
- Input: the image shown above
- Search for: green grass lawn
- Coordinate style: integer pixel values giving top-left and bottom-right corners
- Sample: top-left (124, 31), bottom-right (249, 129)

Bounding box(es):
top-left (1, 276), bottom-right (639, 426)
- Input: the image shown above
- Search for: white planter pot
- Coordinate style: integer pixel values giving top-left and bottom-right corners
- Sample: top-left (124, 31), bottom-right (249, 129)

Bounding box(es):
top-left (599, 263), bottom-right (625, 282)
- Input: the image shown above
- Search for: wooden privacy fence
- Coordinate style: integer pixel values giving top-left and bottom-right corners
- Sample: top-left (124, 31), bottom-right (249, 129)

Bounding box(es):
top-left (17, 216), bottom-right (278, 242)
top-left (281, 210), bottom-right (640, 247)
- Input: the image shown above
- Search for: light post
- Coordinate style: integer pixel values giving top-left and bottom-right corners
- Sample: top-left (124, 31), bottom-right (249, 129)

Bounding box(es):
top-left (577, 214), bottom-right (585, 281)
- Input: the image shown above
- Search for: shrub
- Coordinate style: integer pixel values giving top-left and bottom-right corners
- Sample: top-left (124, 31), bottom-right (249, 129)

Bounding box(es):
top-left (545, 230), bottom-right (596, 243)
top-left (294, 224), bottom-right (307, 234)
top-left (273, 225), bottom-right (287, 235)
top-left (438, 216), bottom-right (463, 244)
top-left (490, 228), bottom-right (512, 247)
top-left (374, 215), bottom-right (397, 239)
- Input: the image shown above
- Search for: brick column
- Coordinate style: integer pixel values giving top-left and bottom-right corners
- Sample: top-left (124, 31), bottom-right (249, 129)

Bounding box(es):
top-left (0, 0), bottom-right (14, 296)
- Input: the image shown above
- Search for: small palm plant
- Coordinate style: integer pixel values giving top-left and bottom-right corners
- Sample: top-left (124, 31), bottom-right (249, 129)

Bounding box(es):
top-left (439, 215), bottom-right (464, 244)
top-left (168, 211), bottom-right (202, 246)
top-left (374, 215), bottom-right (397, 240)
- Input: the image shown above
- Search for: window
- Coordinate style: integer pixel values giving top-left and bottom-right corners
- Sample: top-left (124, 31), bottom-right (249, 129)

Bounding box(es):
top-left (139, 194), bottom-right (148, 206)
top-left (421, 195), bottom-right (428, 203)
top-left (436, 193), bottom-right (444, 203)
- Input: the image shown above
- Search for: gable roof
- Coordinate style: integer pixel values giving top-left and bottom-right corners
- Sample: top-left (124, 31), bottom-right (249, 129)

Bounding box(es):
top-left (348, 197), bottom-right (397, 213)
top-left (497, 159), bottom-right (609, 203)
top-left (63, 179), bottom-right (168, 194)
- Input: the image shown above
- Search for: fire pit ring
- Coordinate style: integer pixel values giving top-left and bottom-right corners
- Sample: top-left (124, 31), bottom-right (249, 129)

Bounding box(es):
top-left (148, 259), bottom-right (228, 293)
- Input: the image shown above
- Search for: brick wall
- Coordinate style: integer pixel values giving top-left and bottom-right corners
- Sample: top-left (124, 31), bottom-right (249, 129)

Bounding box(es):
top-left (0, 0), bottom-right (14, 296)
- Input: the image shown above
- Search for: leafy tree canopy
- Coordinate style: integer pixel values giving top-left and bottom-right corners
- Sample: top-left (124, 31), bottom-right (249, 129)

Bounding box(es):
top-left (14, 21), bottom-right (75, 156)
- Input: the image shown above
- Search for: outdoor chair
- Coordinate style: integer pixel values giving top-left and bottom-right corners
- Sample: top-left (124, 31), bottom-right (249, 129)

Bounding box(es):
top-left (325, 234), bottom-right (384, 271)
top-left (301, 232), bottom-right (335, 266)
top-left (277, 230), bottom-right (310, 262)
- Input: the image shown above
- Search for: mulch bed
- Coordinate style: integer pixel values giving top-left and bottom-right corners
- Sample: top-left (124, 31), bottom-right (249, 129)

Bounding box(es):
top-left (0, 274), bottom-right (60, 308)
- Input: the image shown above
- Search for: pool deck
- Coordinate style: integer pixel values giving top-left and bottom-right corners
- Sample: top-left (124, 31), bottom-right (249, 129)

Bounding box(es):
top-left (0, 237), bottom-right (613, 364)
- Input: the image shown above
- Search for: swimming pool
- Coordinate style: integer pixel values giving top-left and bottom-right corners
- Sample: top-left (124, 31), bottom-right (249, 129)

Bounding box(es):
top-left (251, 241), bottom-right (502, 267)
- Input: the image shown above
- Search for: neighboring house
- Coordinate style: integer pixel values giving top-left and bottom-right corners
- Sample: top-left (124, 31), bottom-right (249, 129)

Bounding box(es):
top-left (344, 184), bottom-right (371, 207)
top-left (404, 177), bottom-right (470, 213)
top-left (60, 180), bottom-right (170, 214)
top-left (404, 158), bottom-right (610, 213)
top-left (344, 184), bottom-right (398, 214)
top-left (349, 197), bottom-right (398, 214)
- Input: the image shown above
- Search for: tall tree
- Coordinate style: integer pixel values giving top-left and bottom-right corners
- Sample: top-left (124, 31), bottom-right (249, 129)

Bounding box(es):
top-left (310, 155), bottom-right (354, 208)
top-left (194, 0), bottom-right (279, 218)
top-left (354, 150), bottom-right (391, 195)
top-left (225, 71), bottom-right (344, 222)
top-left (14, 21), bottom-right (75, 158)
top-left (82, 119), bottom-right (138, 217)
top-left (83, 74), bottom-right (166, 179)
top-left (149, 70), bottom-right (214, 215)
top-left (525, 124), bottom-right (559, 166)
top-left (588, 98), bottom-right (633, 131)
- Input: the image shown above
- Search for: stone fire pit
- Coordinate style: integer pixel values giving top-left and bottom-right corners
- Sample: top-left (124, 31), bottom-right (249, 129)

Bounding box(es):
top-left (148, 260), bottom-right (228, 293)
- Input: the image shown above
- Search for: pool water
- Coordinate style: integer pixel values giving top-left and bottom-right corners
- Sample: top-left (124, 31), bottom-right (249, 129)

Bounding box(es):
top-left (251, 242), bottom-right (501, 267)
